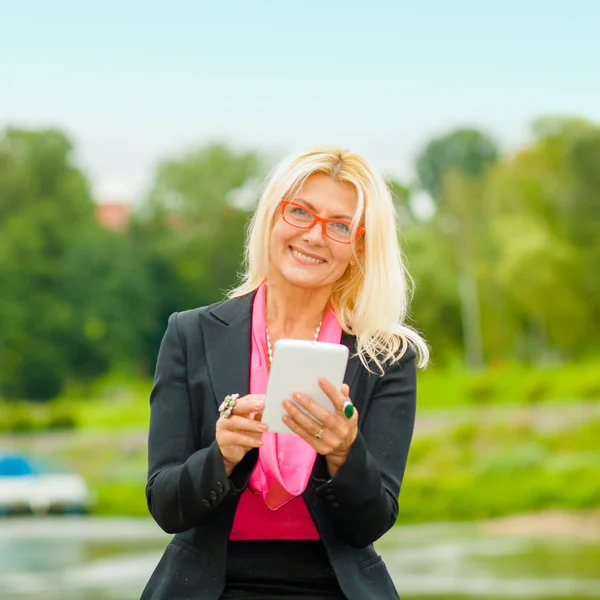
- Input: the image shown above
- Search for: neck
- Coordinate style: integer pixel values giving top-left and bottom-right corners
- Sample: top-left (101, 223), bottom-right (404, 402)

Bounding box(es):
top-left (265, 280), bottom-right (331, 337)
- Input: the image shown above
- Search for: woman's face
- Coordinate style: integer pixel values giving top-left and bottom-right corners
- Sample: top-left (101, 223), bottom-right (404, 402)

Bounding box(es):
top-left (269, 173), bottom-right (358, 291)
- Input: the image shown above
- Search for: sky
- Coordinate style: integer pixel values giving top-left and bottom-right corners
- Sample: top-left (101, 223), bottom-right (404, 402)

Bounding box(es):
top-left (2, 0), bottom-right (599, 202)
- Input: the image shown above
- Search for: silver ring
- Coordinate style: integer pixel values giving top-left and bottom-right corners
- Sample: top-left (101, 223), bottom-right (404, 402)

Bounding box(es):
top-left (315, 427), bottom-right (323, 440)
top-left (218, 393), bottom-right (239, 419)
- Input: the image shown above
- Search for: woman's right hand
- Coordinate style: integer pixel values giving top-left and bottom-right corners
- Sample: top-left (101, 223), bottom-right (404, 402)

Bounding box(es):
top-left (215, 394), bottom-right (267, 476)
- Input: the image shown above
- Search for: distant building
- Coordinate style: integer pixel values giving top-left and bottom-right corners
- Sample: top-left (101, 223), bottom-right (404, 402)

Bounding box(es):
top-left (96, 202), bottom-right (132, 232)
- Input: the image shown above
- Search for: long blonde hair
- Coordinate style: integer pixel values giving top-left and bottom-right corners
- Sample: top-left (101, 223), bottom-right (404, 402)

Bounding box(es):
top-left (229, 145), bottom-right (429, 372)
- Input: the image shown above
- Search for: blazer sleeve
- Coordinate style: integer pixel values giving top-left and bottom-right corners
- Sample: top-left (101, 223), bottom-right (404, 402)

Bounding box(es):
top-left (314, 347), bottom-right (417, 548)
top-left (145, 312), bottom-right (246, 534)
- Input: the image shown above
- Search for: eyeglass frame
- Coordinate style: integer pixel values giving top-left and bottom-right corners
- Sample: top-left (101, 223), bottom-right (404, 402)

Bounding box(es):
top-left (279, 200), bottom-right (365, 244)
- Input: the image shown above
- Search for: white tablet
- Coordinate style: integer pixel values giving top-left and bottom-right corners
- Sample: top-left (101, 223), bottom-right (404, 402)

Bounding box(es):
top-left (262, 339), bottom-right (349, 434)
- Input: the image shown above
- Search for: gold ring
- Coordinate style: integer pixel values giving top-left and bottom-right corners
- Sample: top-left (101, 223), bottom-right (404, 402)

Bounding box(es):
top-left (315, 427), bottom-right (323, 440)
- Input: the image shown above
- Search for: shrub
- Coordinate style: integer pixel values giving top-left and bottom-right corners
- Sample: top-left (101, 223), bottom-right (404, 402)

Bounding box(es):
top-left (519, 371), bottom-right (552, 404)
top-left (464, 375), bottom-right (497, 405)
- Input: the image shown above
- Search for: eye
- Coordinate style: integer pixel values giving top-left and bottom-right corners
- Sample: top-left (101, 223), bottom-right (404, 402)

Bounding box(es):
top-left (332, 221), bottom-right (351, 233)
top-left (290, 206), bottom-right (310, 217)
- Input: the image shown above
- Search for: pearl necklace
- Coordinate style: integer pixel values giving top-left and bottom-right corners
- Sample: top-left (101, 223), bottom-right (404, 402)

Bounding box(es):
top-left (266, 321), bottom-right (322, 365)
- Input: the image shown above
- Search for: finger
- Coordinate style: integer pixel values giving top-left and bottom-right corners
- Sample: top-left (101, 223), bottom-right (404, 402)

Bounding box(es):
top-left (219, 430), bottom-right (264, 448)
top-left (341, 384), bottom-right (350, 398)
top-left (282, 413), bottom-right (328, 453)
top-left (232, 394), bottom-right (265, 416)
top-left (291, 392), bottom-right (338, 430)
top-left (283, 399), bottom-right (326, 438)
top-left (218, 415), bottom-right (268, 433)
top-left (218, 413), bottom-right (267, 432)
top-left (318, 379), bottom-right (347, 412)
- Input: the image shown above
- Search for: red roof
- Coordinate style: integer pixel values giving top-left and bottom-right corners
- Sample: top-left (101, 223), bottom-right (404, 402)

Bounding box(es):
top-left (96, 202), bottom-right (132, 232)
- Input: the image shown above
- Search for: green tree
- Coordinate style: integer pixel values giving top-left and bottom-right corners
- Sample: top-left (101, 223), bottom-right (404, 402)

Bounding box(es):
top-left (0, 127), bottom-right (96, 399)
top-left (144, 142), bottom-right (262, 233)
top-left (415, 128), bottom-right (499, 369)
top-left (483, 117), bottom-right (600, 361)
top-left (134, 142), bottom-right (263, 366)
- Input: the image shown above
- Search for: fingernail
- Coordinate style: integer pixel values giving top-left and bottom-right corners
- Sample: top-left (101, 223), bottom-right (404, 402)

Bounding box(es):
top-left (259, 423), bottom-right (268, 431)
top-left (292, 393), bottom-right (301, 400)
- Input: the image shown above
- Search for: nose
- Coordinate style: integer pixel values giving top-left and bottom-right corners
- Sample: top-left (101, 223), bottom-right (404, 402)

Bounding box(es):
top-left (302, 221), bottom-right (326, 245)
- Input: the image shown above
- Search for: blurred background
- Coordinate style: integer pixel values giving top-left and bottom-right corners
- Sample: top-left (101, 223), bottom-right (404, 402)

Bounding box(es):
top-left (1, 1), bottom-right (599, 599)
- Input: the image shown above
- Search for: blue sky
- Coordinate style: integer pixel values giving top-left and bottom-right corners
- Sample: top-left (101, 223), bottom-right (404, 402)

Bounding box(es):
top-left (2, 0), bottom-right (599, 201)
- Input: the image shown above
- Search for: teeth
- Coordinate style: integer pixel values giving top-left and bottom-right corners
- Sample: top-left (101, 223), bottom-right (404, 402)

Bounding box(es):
top-left (292, 249), bottom-right (324, 264)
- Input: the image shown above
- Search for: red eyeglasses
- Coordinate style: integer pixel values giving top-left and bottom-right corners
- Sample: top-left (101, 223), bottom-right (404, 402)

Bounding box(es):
top-left (280, 200), bottom-right (364, 244)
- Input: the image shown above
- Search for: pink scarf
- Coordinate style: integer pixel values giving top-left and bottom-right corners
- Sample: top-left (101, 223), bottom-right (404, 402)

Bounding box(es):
top-left (248, 282), bottom-right (343, 509)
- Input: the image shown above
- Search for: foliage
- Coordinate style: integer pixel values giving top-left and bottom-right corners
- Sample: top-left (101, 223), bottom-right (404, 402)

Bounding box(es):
top-left (0, 128), bottom-right (96, 399)
top-left (398, 412), bottom-right (600, 523)
top-left (3, 386), bottom-right (598, 522)
top-left (415, 127), bottom-right (499, 201)
top-left (2, 117), bottom-right (600, 399)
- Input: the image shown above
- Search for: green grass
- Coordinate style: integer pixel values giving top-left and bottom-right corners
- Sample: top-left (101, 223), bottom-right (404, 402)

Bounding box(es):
top-left (417, 359), bottom-right (600, 410)
top-left (2, 359), bottom-right (600, 523)
top-left (3, 358), bottom-right (599, 434)
top-left (397, 413), bottom-right (600, 523)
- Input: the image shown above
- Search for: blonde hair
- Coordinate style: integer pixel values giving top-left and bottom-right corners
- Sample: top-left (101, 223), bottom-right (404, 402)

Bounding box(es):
top-left (229, 145), bottom-right (429, 372)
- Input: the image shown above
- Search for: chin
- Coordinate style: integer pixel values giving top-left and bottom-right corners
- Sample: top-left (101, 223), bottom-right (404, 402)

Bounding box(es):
top-left (280, 272), bottom-right (323, 290)
top-left (275, 263), bottom-right (327, 289)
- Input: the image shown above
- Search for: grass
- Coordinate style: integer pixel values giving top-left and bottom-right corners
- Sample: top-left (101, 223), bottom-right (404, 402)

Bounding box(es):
top-left (1, 359), bottom-right (599, 523)
top-left (398, 411), bottom-right (600, 523)
top-left (2, 358), bottom-right (599, 434)
top-left (417, 359), bottom-right (600, 410)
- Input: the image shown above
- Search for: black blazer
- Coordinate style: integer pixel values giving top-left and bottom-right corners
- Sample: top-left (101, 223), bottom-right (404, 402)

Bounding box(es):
top-left (140, 292), bottom-right (417, 600)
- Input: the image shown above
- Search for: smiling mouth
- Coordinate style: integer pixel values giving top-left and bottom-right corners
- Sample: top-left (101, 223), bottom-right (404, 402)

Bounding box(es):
top-left (289, 246), bottom-right (326, 264)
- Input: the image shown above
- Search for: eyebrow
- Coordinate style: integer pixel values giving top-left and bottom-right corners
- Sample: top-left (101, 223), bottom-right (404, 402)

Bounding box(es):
top-left (294, 197), bottom-right (354, 221)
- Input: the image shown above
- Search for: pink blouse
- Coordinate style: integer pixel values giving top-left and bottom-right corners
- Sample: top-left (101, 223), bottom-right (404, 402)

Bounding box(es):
top-left (229, 282), bottom-right (343, 540)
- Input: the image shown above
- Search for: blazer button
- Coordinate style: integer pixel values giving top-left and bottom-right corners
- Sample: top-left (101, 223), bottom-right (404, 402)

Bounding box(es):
top-left (325, 493), bottom-right (335, 501)
top-left (332, 502), bottom-right (340, 508)
top-left (202, 499), bottom-right (211, 508)
top-left (216, 481), bottom-right (224, 492)
top-left (209, 490), bottom-right (218, 501)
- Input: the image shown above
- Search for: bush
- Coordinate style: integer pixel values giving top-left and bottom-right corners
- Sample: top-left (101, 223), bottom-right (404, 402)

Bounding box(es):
top-left (0, 401), bottom-right (78, 433)
top-left (92, 481), bottom-right (149, 517)
top-left (519, 371), bottom-right (552, 404)
top-left (465, 375), bottom-right (496, 405)
top-left (46, 409), bottom-right (77, 430)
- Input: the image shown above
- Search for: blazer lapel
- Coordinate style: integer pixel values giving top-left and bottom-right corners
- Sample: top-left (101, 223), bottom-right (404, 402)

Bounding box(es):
top-left (199, 291), bottom-right (256, 408)
top-left (341, 331), bottom-right (361, 392)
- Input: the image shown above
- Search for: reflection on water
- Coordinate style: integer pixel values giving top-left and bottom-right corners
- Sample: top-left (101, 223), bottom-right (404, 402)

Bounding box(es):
top-left (0, 517), bottom-right (599, 599)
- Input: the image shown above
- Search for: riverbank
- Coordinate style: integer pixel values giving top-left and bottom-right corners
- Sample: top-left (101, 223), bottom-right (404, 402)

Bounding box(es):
top-left (482, 509), bottom-right (600, 540)
top-left (1, 398), bottom-right (599, 523)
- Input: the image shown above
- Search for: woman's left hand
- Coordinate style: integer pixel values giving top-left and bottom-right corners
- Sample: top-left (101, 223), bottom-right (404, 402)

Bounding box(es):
top-left (282, 379), bottom-right (358, 477)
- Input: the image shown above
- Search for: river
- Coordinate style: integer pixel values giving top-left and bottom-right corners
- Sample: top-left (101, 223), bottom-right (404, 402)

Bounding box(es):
top-left (0, 517), bottom-right (598, 599)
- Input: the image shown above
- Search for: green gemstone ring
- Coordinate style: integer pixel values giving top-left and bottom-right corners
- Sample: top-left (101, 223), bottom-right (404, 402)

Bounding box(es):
top-left (343, 400), bottom-right (355, 419)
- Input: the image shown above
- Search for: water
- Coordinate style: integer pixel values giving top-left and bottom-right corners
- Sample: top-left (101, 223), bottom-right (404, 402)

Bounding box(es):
top-left (0, 517), bottom-right (598, 599)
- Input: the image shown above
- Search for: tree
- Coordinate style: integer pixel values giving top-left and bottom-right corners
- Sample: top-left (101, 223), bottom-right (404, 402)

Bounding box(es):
top-left (133, 143), bottom-right (264, 368)
top-left (0, 127), bottom-right (96, 399)
top-left (483, 117), bottom-right (600, 360)
top-left (144, 142), bottom-right (262, 234)
top-left (415, 128), bottom-right (499, 370)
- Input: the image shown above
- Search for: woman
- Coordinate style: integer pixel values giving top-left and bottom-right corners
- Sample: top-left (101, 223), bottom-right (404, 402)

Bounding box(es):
top-left (141, 146), bottom-right (428, 600)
